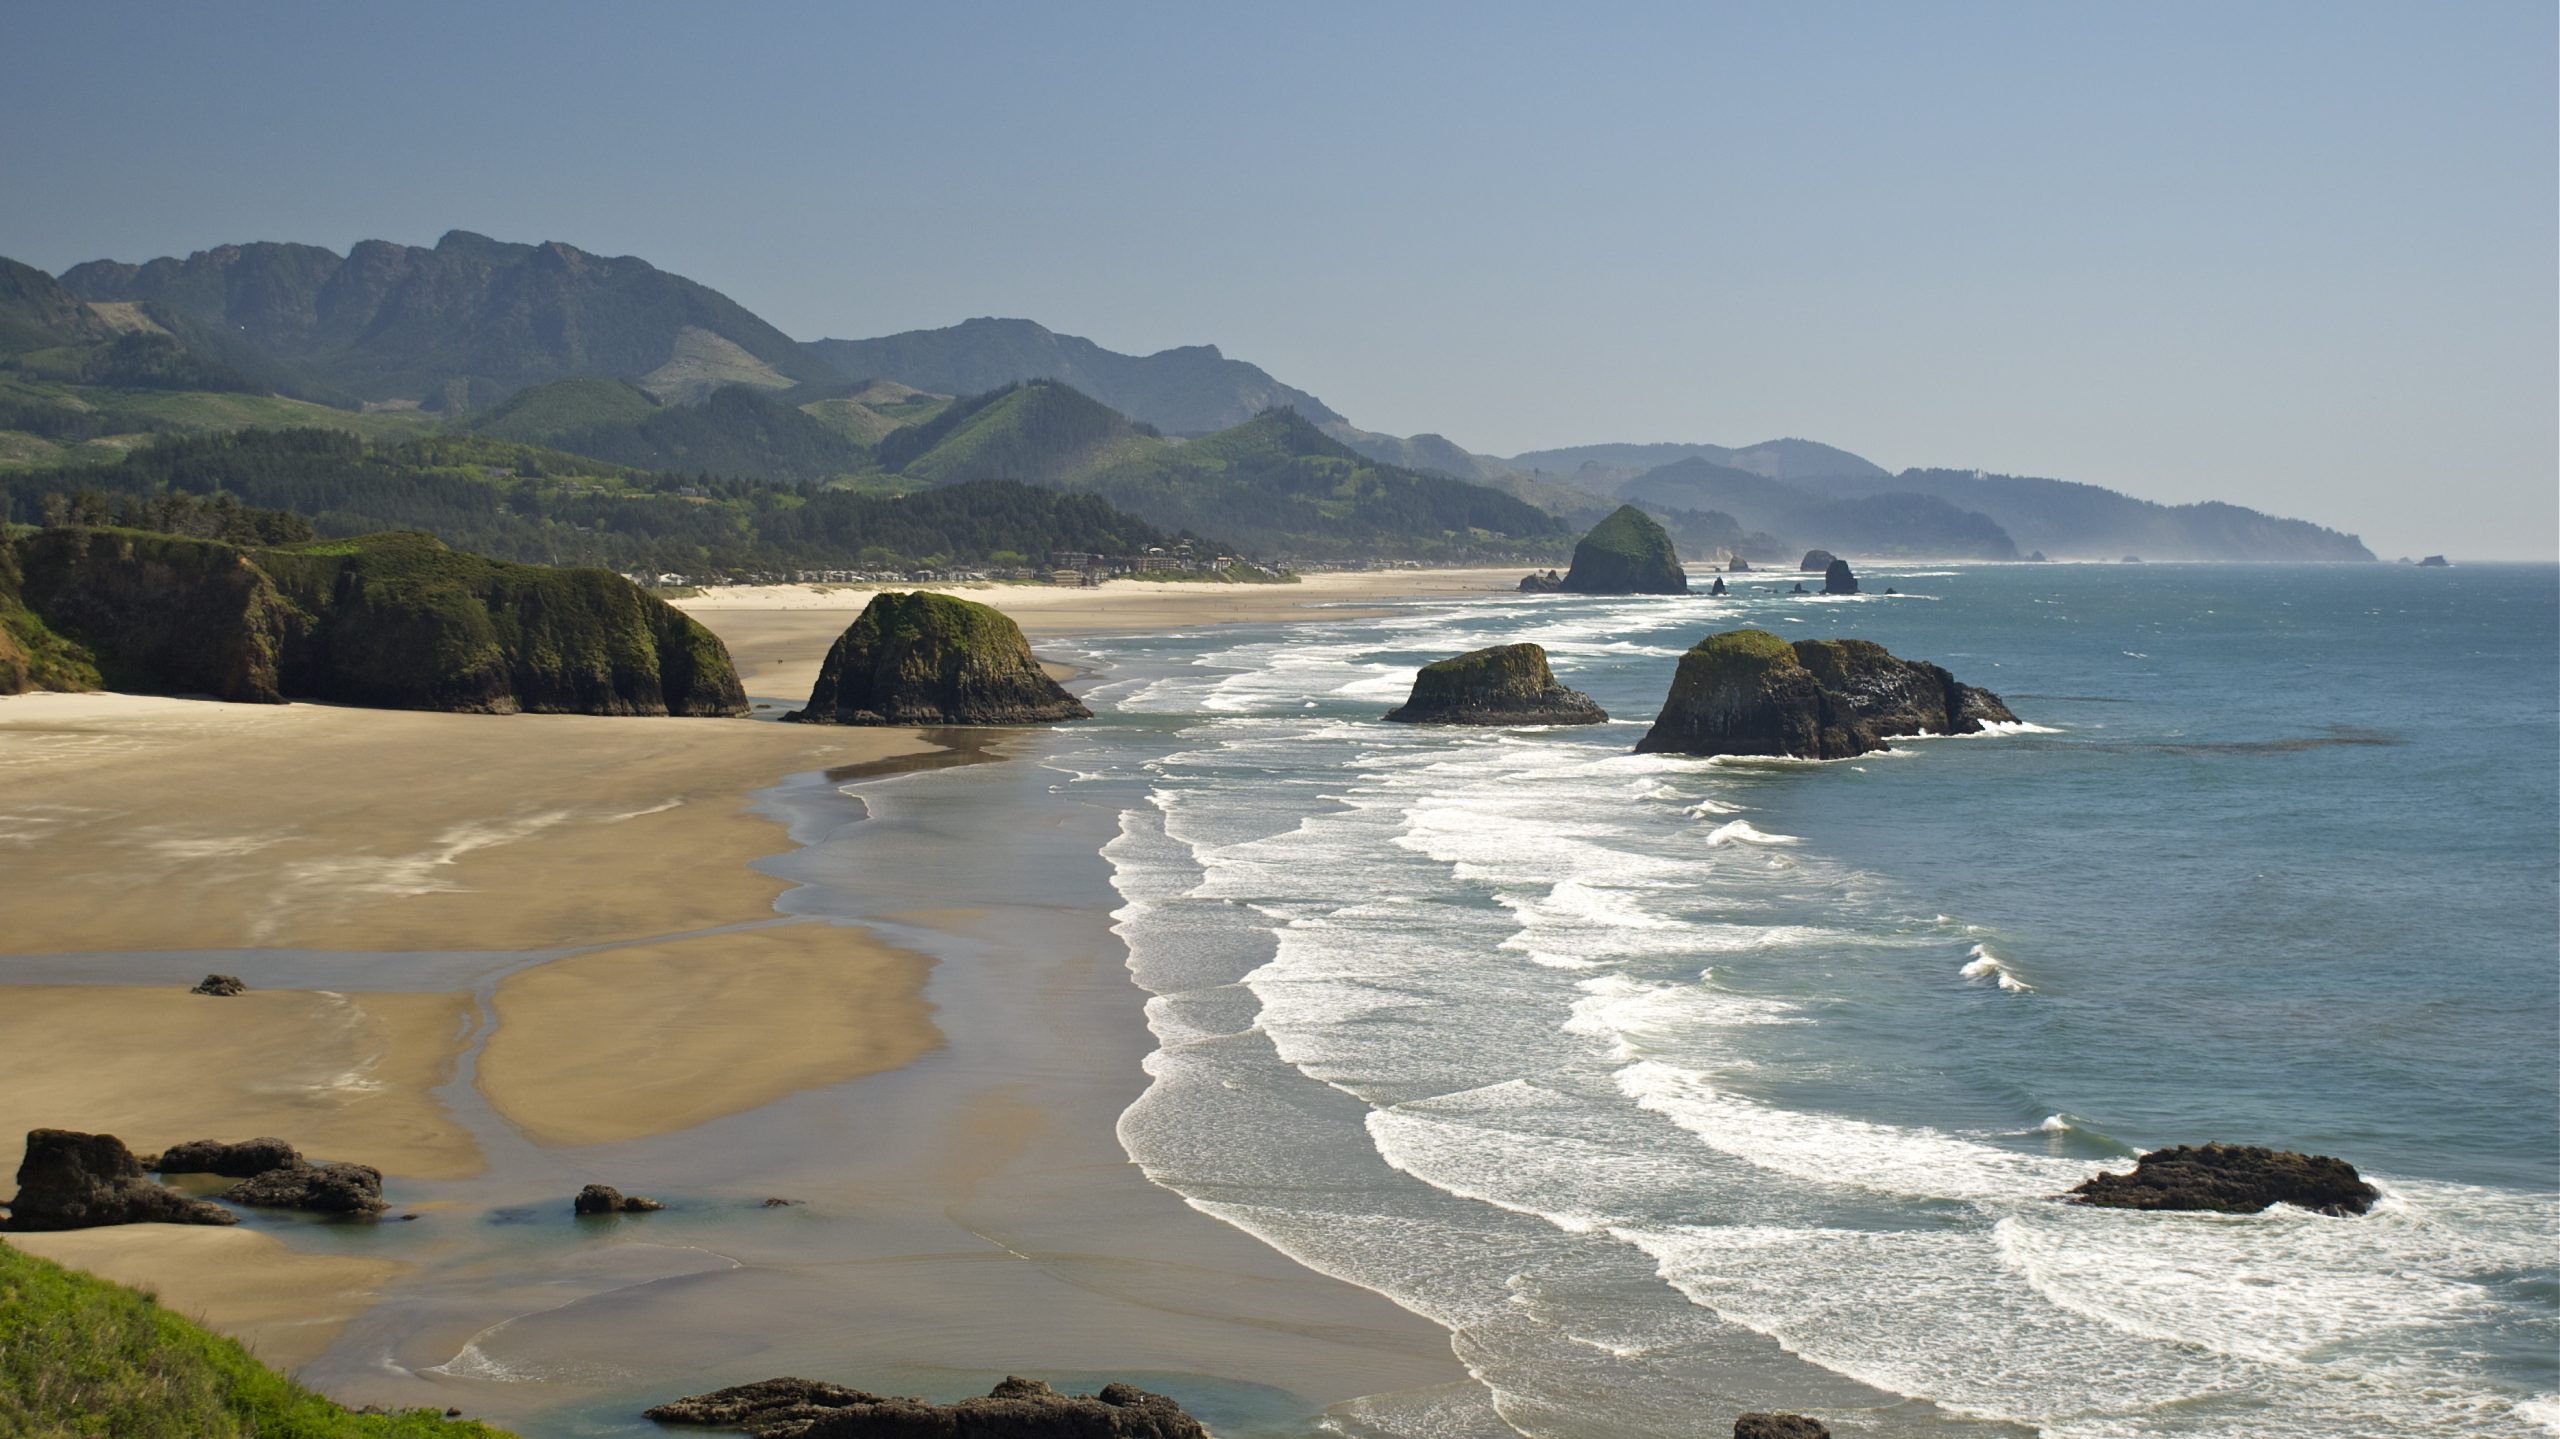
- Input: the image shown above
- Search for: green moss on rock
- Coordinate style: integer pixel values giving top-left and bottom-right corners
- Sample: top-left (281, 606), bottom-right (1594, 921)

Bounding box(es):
top-left (1636, 629), bottom-right (2017, 758)
top-left (789, 591), bottom-right (1090, 726)
top-left (1384, 642), bottom-right (1607, 725)
top-left (1561, 506), bottom-right (1688, 595)
top-left (5, 526), bottom-right (746, 715)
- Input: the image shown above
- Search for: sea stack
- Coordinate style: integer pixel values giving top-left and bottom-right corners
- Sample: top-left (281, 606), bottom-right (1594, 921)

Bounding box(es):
top-left (1383, 643), bottom-right (1606, 726)
top-left (1727, 555), bottom-right (1751, 572)
top-left (1823, 558), bottom-right (1859, 595)
top-left (1635, 629), bottom-right (2017, 759)
top-left (1799, 549), bottom-right (1837, 572)
top-left (1709, 577), bottom-right (1728, 596)
top-left (1560, 506), bottom-right (1688, 595)
top-left (788, 591), bottom-right (1090, 726)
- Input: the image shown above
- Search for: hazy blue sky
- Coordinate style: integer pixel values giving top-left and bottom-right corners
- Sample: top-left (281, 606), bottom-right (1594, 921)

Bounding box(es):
top-left (6, 2), bottom-right (2553, 556)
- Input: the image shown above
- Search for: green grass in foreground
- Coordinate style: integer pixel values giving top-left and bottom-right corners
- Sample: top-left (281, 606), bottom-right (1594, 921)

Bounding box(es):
top-left (0, 1240), bottom-right (514, 1439)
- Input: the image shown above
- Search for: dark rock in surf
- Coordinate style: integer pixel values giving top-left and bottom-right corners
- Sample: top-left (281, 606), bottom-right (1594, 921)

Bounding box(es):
top-left (1517, 569), bottom-right (1563, 593)
top-left (1790, 583), bottom-right (1807, 594)
top-left (189, 973), bottom-right (247, 996)
top-left (228, 1160), bottom-right (387, 1216)
top-left (2025, 550), bottom-right (2049, 562)
top-left (153, 1136), bottom-right (300, 1178)
top-left (1822, 558), bottom-right (1858, 595)
top-left (573, 1183), bottom-right (663, 1215)
top-left (2067, 1143), bottom-right (2378, 1216)
top-left (1799, 549), bottom-right (1836, 572)
top-left (2418, 554), bottom-right (2449, 567)
top-left (1709, 576), bottom-right (1728, 596)
top-left (2, 1129), bottom-right (235, 1231)
top-left (1560, 506), bottom-right (1687, 595)
top-left (1727, 555), bottom-right (1751, 572)
top-left (1735, 1415), bottom-right (1832, 1439)
top-left (645, 1374), bottom-right (1209, 1439)
top-left (1385, 643), bottom-right (1606, 726)
top-left (1635, 630), bottom-right (2018, 759)
top-left (787, 591), bottom-right (1088, 726)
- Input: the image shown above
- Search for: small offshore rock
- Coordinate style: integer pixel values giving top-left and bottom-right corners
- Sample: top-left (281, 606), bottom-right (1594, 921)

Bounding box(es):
top-left (228, 1160), bottom-right (388, 1216)
top-left (153, 1136), bottom-right (301, 1178)
top-left (573, 1183), bottom-right (662, 1215)
top-left (190, 973), bottom-right (247, 996)
top-left (1735, 1415), bottom-right (1831, 1439)
top-left (3, 1128), bottom-right (235, 1231)
top-left (1822, 558), bottom-right (1859, 595)
top-left (2068, 1143), bottom-right (2379, 1216)
top-left (1383, 643), bottom-right (1606, 726)
top-left (1799, 549), bottom-right (1837, 572)
top-left (647, 1375), bottom-right (1208, 1439)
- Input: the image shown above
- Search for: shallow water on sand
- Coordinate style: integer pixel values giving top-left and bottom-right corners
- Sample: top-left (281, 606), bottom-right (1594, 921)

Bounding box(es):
top-left (1064, 562), bottom-right (2559, 1438)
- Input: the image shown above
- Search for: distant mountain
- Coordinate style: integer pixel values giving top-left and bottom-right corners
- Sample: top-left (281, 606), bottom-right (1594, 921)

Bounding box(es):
top-left (58, 230), bottom-right (841, 411)
top-left (1623, 457), bottom-right (2017, 560)
top-left (1821, 469), bottom-right (2374, 562)
top-left (1064, 409), bottom-right (1566, 561)
top-left (0, 257), bottom-right (111, 354)
top-left (1507, 437), bottom-right (1891, 491)
top-left (879, 379), bottom-right (1160, 486)
top-left (809, 317), bottom-right (1341, 435)
top-left (470, 382), bottom-right (872, 485)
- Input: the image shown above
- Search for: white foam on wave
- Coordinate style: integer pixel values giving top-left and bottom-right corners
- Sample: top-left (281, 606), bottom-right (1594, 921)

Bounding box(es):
top-left (2038, 1113), bottom-right (2072, 1133)
top-left (1704, 820), bottom-right (1800, 847)
top-left (1961, 942), bottom-right (2034, 992)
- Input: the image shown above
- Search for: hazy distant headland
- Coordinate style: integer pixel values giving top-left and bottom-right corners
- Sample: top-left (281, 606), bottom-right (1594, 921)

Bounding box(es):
top-left (2, 232), bottom-right (2374, 570)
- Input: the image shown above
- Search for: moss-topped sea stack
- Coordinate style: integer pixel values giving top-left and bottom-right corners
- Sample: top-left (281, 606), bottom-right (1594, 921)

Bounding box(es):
top-left (1383, 643), bottom-right (1607, 725)
top-left (1560, 505), bottom-right (1688, 595)
top-left (1635, 628), bottom-right (2016, 758)
top-left (790, 591), bottom-right (1090, 726)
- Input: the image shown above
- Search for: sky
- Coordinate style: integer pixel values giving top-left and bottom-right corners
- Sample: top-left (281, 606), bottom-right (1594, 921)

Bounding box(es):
top-left (4, 2), bottom-right (2553, 558)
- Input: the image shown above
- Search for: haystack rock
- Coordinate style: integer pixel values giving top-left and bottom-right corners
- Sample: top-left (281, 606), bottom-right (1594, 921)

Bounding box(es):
top-left (2, 1129), bottom-right (235, 1230)
top-left (1727, 555), bottom-right (1751, 572)
top-left (646, 1375), bottom-right (1208, 1439)
top-left (1383, 643), bottom-right (1606, 726)
top-left (1635, 630), bottom-right (2017, 759)
top-left (2067, 1143), bottom-right (2379, 1216)
top-left (787, 591), bottom-right (1089, 726)
top-left (1799, 549), bottom-right (1836, 572)
top-left (1560, 506), bottom-right (1687, 595)
top-left (1822, 558), bottom-right (1858, 595)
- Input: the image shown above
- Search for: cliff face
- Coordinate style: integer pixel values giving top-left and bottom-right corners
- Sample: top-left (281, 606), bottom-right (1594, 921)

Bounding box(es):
top-left (1561, 506), bottom-right (1688, 595)
top-left (5, 527), bottom-right (746, 715)
top-left (0, 539), bottom-right (102, 695)
top-left (1383, 643), bottom-right (1607, 725)
top-left (789, 591), bottom-right (1090, 726)
top-left (1636, 629), bottom-right (2017, 758)
top-left (13, 528), bottom-right (298, 702)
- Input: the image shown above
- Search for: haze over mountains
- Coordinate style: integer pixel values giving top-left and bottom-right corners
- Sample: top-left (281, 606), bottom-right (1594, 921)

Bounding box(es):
top-left (3, 230), bottom-right (2378, 563)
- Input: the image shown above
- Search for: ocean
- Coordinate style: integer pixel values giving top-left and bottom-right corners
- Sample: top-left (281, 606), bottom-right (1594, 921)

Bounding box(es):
top-left (1033, 561), bottom-right (2559, 1438)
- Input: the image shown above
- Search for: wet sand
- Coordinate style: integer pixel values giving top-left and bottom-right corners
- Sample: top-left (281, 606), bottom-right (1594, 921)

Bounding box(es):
top-left (7, 1228), bottom-right (411, 1372)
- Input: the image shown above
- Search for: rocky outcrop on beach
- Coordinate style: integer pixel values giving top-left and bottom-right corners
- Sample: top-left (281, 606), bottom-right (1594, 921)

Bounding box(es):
top-left (1822, 558), bottom-right (1859, 595)
top-left (574, 1183), bottom-right (664, 1215)
top-left (2068, 1144), bottom-right (2379, 1216)
top-left (646, 1375), bottom-right (1208, 1439)
top-left (2, 1129), bottom-right (235, 1231)
top-left (1518, 569), bottom-right (1563, 592)
top-left (189, 973), bottom-right (247, 996)
top-left (7, 527), bottom-right (747, 715)
top-left (1560, 505), bottom-right (1688, 594)
top-left (788, 591), bottom-right (1090, 726)
top-left (152, 1136), bottom-right (299, 1177)
top-left (1635, 630), bottom-right (2019, 759)
top-left (229, 1161), bottom-right (387, 1216)
top-left (1383, 643), bottom-right (1607, 726)
top-left (1734, 1416), bottom-right (1831, 1439)
top-left (1799, 549), bottom-right (1836, 572)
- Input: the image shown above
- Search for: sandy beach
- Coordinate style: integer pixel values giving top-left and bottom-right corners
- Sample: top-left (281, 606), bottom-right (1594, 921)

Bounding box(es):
top-left (0, 569), bottom-right (1498, 1434)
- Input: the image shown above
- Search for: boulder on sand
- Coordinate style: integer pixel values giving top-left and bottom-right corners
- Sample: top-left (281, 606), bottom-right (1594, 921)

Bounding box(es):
top-left (2, 1128), bottom-right (235, 1231)
top-left (152, 1137), bottom-right (301, 1178)
top-left (2067, 1143), bottom-right (2379, 1216)
top-left (646, 1374), bottom-right (1209, 1439)
top-left (228, 1160), bottom-right (388, 1216)
top-left (189, 973), bottom-right (246, 996)
top-left (1383, 643), bottom-right (1606, 726)
top-left (787, 591), bottom-right (1088, 726)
